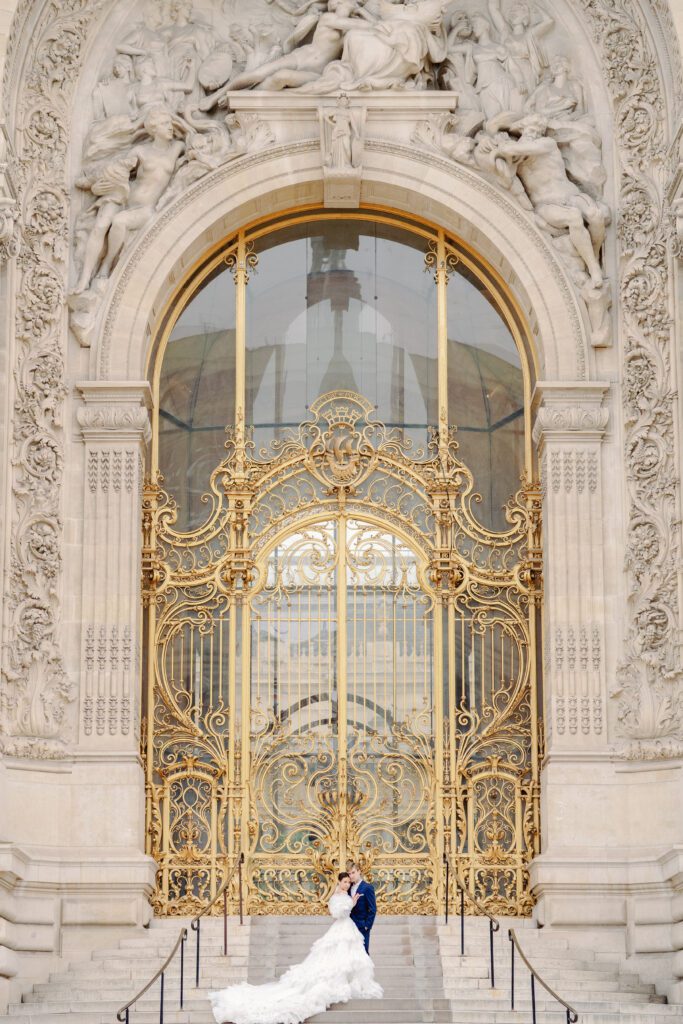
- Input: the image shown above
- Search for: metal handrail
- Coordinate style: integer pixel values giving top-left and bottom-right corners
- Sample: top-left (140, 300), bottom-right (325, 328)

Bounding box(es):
top-left (191, 852), bottom-right (245, 928)
top-left (116, 926), bottom-right (187, 1024)
top-left (190, 853), bottom-right (245, 986)
top-left (443, 852), bottom-right (500, 987)
top-left (115, 853), bottom-right (244, 1024)
top-left (509, 928), bottom-right (579, 1024)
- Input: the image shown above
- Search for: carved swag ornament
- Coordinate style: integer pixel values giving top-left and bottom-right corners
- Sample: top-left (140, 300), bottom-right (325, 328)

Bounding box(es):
top-left (1, 0), bottom-right (681, 758)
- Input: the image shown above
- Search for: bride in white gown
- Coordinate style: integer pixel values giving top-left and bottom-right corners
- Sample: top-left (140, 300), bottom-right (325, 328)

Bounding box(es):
top-left (209, 873), bottom-right (383, 1024)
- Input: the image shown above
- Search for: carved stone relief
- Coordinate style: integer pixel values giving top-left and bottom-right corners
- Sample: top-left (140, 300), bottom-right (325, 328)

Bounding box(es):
top-left (69, 0), bottom-right (281, 321)
top-left (576, 0), bottom-right (683, 759)
top-left (0, 0), bottom-right (681, 761)
top-left (0, 0), bottom-right (109, 758)
top-left (66, 0), bottom-right (615, 349)
top-left (320, 93), bottom-right (365, 206)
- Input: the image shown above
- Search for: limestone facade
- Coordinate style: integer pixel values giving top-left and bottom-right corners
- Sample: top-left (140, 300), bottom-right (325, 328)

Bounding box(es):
top-left (0, 0), bottom-right (682, 1010)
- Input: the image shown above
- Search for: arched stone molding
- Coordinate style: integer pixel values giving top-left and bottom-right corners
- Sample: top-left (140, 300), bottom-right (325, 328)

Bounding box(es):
top-left (96, 140), bottom-right (589, 385)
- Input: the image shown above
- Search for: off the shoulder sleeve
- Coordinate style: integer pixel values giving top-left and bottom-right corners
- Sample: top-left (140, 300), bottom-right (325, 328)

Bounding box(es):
top-left (328, 893), bottom-right (352, 919)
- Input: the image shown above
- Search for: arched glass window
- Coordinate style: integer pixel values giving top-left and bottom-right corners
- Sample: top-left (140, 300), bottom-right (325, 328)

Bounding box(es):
top-left (157, 213), bottom-right (529, 532)
top-left (447, 264), bottom-right (524, 531)
top-left (245, 220), bottom-right (437, 455)
top-left (158, 267), bottom-right (235, 530)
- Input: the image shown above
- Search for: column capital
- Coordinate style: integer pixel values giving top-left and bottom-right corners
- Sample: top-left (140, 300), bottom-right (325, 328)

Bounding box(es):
top-left (533, 382), bottom-right (610, 445)
top-left (76, 381), bottom-right (152, 444)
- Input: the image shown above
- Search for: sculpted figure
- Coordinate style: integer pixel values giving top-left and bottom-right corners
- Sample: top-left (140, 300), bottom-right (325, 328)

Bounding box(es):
top-left (439, 11), bottom-right (481, 117)
top-left (202, 0), bottom-right (360, 98)
top-left (267, 0), bottom-right (329, 53)
top-left (92, 54), bottom-right (135, 121)
top-left (472, 128), bottom-right (533, 208)
top-left (130, 54), bottom-right (196, 116)
top-left (158, 123), bottom-right (235, 208)
top-left (526, 54), bottom-right (583, 119)
top-left (488, 0), bottom-right (553, 99)
top-left (527, 55), bottom-right (606, 198)
top-left (165, 0), bottom-right (216, 100)
top-left (117, 0), bottom-right (170, 79)
top-left (74, 107), bottom-right (185, 292)
top-left (451, 15), bottom-right (521, 117)
top-left (84, 54), bottom-right (139, 164)
top-left (322, 99), bottom-right (363, 169)
top-left (302, 0), bottom-right (449, 94)
top-left (202, 21), bottom-right (281, 89)
top-left (497, 115), bottom-right (608, 286)
top-left (73, 153), bottom-right (139, 293)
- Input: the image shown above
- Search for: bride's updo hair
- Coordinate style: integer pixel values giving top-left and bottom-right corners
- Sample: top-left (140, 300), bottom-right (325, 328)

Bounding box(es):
top-left (338, 871), bottom-right (350, 882)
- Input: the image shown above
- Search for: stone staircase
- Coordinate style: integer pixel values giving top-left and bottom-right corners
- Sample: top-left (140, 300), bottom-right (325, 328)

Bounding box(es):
top-left (0, 914), bottom-right (680, 1024)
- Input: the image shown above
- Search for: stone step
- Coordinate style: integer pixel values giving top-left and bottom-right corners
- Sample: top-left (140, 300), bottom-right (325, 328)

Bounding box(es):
top-left (440, 934), bottom-right (571, 952)
top-left (442, 955), bottom-right (638, 976)
top-left (443, 977), bottom-right (653, 995)
top-left (6, 1009), bottom-right (679, 1024)
top-left (7, 911), bottom-right (676, 1024)
top-left (13, 999), bottom-right (458, 1015)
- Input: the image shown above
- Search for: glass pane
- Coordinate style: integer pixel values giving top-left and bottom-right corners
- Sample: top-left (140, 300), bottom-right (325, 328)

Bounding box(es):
top-left (246, 220), bottom-right (437, 454)
top-left (447, 265), bottom-right (524, 531)
top-left (159, 268), bottom-right (236, 530)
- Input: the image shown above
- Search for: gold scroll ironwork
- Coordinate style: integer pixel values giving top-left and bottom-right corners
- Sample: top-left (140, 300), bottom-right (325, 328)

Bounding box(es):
top-left (144, 390), bottom-right (541, 917)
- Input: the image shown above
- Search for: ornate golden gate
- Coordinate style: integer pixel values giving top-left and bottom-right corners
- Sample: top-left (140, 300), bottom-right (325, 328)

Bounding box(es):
top-left (143, 391), bottom-right (542, 917)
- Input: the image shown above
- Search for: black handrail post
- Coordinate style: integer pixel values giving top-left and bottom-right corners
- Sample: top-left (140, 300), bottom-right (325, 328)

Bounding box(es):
top-left (224, 887), bottom-right (228, 956)
top-left (195, 918), bottom-right (201, 988)
top-left (180, 932), bottom-right (185, 1009)
top-left (444, 854), bottom-right (449, 925)
top-left (566, 1012), bottom-right (571, 1024)
top-left (459, 884), bottom-right (465, 956)
top-left (160, 972), bottom-right (164, 1024)
top-left (509, 932), bottom-right (514, 1010)
top-left (531, 973), bottom-right (536, 1024)
top-left (489, 917), bottom-right (495, 988)
top-left (125, 1009), bottom-right (129, 1024)
top-left (238, 853), bottom-right (244, 926)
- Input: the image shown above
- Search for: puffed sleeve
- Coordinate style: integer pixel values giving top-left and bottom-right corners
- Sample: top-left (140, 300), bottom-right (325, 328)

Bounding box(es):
top-left (328, 893), bottom-right (352, 919)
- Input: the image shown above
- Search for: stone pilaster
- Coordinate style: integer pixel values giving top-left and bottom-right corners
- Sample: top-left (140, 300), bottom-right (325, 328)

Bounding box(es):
top-left (76, 383), bottom-right (151, 751)
top-left (533, 382), bottom-right (610, 753)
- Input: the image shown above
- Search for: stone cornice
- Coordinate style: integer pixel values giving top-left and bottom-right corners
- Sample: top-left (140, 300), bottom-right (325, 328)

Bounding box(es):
top-left (76, 381), bottom-right (152, 444)
top-left (533, 382), bottom-right (611, 444)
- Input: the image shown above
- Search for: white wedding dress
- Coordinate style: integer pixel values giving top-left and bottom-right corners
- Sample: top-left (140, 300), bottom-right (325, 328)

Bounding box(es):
top-left (209, 893), bottom-right (383, 1024)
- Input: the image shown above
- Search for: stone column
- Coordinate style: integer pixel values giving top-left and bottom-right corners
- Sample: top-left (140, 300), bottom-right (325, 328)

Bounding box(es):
top-left (530, 382), bottom-right (619, 928)
top-left (76, 383), bottom-right (151, 750)
top-left (533, 383), bottom-right (610, 752)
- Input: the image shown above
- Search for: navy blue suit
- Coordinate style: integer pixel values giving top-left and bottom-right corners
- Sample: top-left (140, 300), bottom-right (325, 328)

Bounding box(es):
top-left (350, 879), bottom-right (377, 953)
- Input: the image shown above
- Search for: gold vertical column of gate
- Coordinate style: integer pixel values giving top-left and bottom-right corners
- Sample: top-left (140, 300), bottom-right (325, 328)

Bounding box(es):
top-left (344, 521), bottom-right (440, 911)
top-left (246, 516), bottom-right (440, 914)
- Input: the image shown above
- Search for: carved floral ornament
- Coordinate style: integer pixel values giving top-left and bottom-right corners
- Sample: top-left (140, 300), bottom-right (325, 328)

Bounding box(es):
top-left (0, 0), bottom-right (682, 760)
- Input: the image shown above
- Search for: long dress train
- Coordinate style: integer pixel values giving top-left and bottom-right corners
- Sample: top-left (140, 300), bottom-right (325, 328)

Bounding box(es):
top-left (208, 893), bottom-right (383, 1024)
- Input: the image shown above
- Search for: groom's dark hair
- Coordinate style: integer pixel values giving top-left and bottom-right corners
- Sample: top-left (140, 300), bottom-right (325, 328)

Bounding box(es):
top-left (349, 862), bottom-right (361, 871)
top-left (338, 871), bottom-right (350, 881)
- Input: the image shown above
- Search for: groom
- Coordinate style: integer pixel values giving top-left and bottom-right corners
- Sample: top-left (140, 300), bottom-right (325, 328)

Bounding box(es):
top-left (348, 863), bottom-right (376, 953)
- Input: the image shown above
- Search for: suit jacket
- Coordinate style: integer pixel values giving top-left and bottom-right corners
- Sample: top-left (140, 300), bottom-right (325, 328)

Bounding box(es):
top-left (350, 879), bottom-right (377, 931)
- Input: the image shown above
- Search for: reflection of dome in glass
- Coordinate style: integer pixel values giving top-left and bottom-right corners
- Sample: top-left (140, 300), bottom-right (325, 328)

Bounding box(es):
top-left (157, 216), bottom-right (527, 533)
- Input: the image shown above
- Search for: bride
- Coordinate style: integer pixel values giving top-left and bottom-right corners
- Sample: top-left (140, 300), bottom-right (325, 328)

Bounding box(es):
top-left (209, 872), bottom-right (383, 1024)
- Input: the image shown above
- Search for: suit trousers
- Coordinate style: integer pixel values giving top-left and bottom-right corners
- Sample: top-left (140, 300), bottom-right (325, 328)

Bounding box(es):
top-left (353, 920), bottom-right (371, 953)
